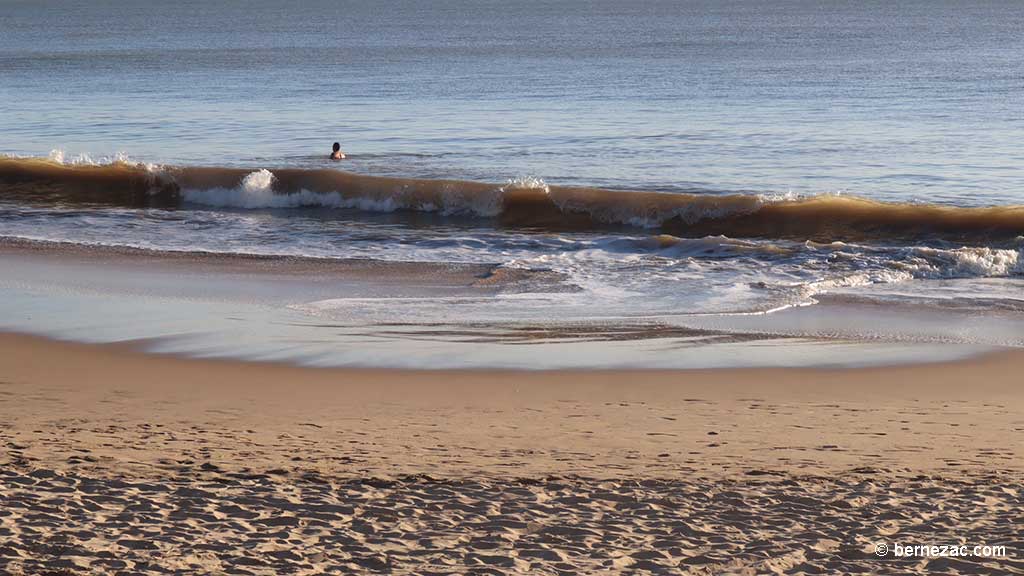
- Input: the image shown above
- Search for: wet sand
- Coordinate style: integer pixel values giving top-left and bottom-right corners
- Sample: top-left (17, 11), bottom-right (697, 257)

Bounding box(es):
top-left (0, 236), bottom-right (570, 295)
top-left (1, 333), bottom-right (1022, 574)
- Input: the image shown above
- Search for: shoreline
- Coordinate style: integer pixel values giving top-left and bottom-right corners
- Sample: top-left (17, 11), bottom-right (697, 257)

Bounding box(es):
top-left (3, 236), bottom-right (1022, 371)
top-left (0, 235), bottom-right (511, 284)
top-left (6, 328), bottom-right (1024, 389)
top-left (3, 330), bottom-right (1022, 480)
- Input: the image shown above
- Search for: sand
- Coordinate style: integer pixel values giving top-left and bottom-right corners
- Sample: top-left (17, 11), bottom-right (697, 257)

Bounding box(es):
top-left (1, 333), bottom-right (1022, 574)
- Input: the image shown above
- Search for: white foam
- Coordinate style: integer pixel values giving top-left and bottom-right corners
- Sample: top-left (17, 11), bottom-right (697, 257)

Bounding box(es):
top-left (504, 176), bottom-right (549, 191)
top-left (907, 246), bottom-right (1023, 278)
top-left (780, 243), bottom-right (1024, 310)
top-left (47, 148), bottom-right (136, 166)
top-left (183, 170), bottom-right (348, 209)
top-left (180, 169), bottom-right (519, 216)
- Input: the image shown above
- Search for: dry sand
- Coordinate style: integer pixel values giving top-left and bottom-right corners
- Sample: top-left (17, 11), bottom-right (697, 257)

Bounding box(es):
top-left (1, 333), bottom-right (1022, 575)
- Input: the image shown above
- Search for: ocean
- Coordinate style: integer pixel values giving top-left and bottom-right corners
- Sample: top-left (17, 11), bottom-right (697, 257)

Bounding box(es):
top-left (2, 0), bottom-right (1023, 367)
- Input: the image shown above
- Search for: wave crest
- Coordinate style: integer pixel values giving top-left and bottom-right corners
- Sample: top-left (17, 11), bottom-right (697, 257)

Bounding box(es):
top-left (2, 156), bottom-right (1024, 243)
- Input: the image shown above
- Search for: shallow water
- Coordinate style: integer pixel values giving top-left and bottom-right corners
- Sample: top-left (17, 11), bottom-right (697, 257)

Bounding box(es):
top-left (0, 248), bottom-right (1004, 369)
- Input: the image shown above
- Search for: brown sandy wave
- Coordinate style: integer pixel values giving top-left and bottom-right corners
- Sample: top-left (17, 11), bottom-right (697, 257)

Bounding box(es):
top-left (3, 156), bottom-right (1024, 243)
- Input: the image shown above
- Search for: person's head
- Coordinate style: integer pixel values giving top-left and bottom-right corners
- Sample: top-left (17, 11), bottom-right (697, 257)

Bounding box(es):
top-left (332, 142), bottom-right (341, 152)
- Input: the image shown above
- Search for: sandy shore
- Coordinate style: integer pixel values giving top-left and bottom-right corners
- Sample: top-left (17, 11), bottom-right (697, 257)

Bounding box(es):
top-left (1, 333), bottom-right (1022, 574)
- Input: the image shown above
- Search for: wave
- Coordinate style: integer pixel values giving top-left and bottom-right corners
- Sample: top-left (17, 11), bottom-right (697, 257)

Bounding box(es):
top-left (3, 156), bottom-right (1024, 243)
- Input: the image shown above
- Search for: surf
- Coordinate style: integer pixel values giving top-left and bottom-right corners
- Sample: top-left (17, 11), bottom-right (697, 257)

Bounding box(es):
top-left (2, 156), bottom-right (1023, 243)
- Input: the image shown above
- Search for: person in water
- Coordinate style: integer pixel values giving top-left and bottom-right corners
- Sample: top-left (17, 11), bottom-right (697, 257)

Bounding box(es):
top-left (330, 142), bottom-right (345, 160)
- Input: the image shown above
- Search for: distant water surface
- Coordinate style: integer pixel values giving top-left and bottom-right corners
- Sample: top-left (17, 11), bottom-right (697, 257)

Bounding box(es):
top-left (2, 0), bottom-right (1023, 203)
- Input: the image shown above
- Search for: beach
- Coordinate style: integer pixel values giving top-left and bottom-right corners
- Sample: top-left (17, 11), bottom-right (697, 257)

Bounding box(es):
top-left (2, 333), bottom-right (1022, 574)
top-left (4, 0), bottom-right (1024, 573)
top-left (2, 180), bottom-right (1022, 576)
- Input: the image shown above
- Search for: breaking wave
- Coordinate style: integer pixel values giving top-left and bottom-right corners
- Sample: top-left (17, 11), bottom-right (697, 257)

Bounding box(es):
top-left (2, 156), bottom-right (1024, 243)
